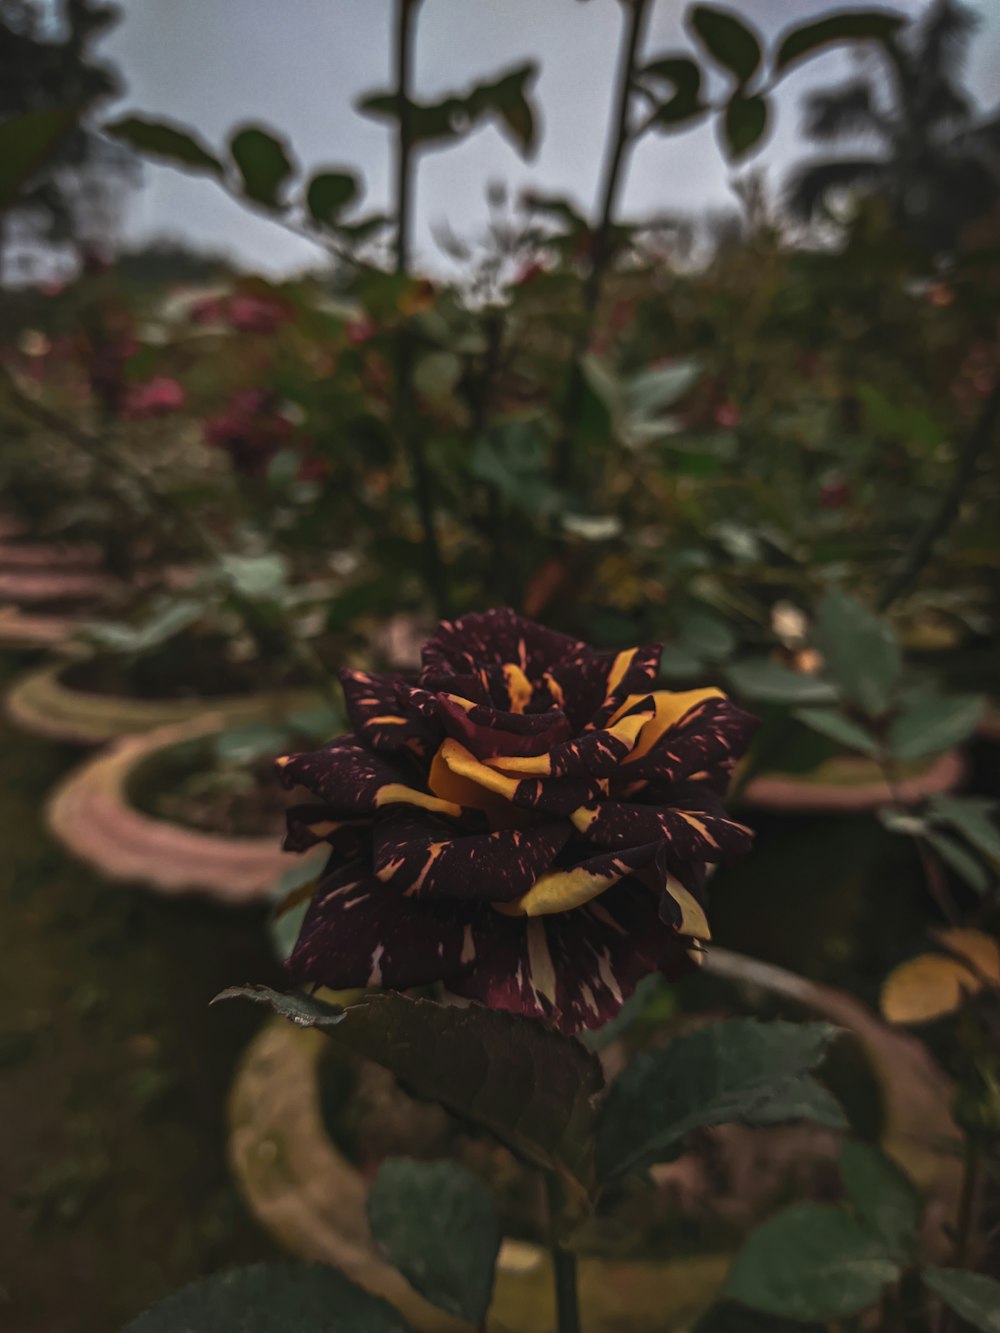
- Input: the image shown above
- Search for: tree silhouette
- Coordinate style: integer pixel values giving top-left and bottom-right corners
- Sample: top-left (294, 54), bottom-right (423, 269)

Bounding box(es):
top-left (786, 0), bottom-right (1000, 251)
top-left (0, 0), bottom-right (133, 276)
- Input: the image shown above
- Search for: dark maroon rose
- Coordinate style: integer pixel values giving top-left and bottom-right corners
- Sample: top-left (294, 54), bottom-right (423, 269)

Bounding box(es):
top-left (277, 610), bottom-right (758, 1034)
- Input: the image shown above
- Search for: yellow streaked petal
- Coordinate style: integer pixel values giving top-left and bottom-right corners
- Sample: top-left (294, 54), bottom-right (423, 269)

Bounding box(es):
top-left (605, 647), bottom-right (638, 697)
top-left (503, 663), bottom-right (533, 714)
top-left (443, 693), bottom-right (476, 713)
top-left (665, 874), bottom-right (711, 941)
top-left (570, 805), bottom-right (599, 834)
top-left (616, 687), bottom-right (724, 765)
top-left (496, 862), bottom-right (626, 918)
top-left (485, 705), bottom-right (655, 776)
top-left (374, 782), bottom-right (462, 818)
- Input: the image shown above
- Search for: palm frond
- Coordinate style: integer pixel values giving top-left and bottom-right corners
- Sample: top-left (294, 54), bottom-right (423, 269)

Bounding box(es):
top-left (915, 0), bottom-right (978, 83)
top-left (802, 80), bottom-right (886, 144)
top-left (784, 156), bottom-right (888, 220)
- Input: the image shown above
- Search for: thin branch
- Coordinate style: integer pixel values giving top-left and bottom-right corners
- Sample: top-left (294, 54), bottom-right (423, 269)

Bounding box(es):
top-left (391, 0), bottom-right (450, 618)
top-left (879, 378), bottom-right (1000, 610)
top-left (553, 0), bottom-right (652, 489)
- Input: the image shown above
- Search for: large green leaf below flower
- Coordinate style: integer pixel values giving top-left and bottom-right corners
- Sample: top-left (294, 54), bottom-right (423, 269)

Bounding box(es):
top-left (725, 1204), bottom-right (901, 1320)
top-left (367, 1159), bottom-right (502, 1325)
top-left (596, 1018), bottom-right (845, 1181)
top-left (218, 988), bottom-right (603, 1200)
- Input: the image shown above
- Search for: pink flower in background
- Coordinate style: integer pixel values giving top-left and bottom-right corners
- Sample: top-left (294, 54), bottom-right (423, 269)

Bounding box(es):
top-left (227, 294), bottom-right (291, 333)
top-left (346, 315), bottom-right (377, 346)
top-left (713, 401), bottom-right (742, 430)
top-left (125, 377), bottom-right (186, 418)
top-left (189, 296), bottom-right (227, 325)
top-left (820, 478), bottom-right (852, 510)
top-left (203, 389), bottom-right (294, 478)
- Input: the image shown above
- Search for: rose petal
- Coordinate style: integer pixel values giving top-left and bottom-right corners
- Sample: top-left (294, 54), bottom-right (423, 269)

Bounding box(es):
top-left (548, 642), bottom-right (662, 731)
top-left (436, 692), bottom-right (572, 759)
top-left (497, 842), bottom-right (660, 917)
top-left (373, 810), bottom-right (570, 901)
top-left (277, 737), bottom-right (461, 818)
top-left (287, 861), bottom-right (475, 989)
top-left (283, 804), bottom-right (371, 856)
top-left (449, 877), bottom-right (695, 1033)
top-left (422, 609), bottom-right (586, 681)
top-left (340, 669), bottom-right (440, 757)
top-left (619, 695), bottom-right (759, 787)
top-left (570, 795), bottom-right (753, 863)
top-left (485, 695), bottom-right (656, 778)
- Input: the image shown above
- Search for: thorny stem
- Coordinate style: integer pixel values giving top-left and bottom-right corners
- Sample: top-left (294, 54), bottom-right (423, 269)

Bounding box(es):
top-left (879, 378), bottom-right (1000, 611)
top-left (0, 363), bottom-right (339, 707)
top-left (545, 1175), bottom-right (581, 1333)
top-left (392, 0), bottom-right (450, 618)
top-left (554, 0), bottom-right (652, 489)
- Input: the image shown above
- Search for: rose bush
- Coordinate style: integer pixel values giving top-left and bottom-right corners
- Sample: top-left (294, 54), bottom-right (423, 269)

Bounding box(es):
top-left (277, 609), bottom-right (757, 1033)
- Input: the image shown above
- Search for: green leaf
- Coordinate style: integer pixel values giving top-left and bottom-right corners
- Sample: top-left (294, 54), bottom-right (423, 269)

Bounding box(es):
top-left (722, 92), bottom-right (769, 161)
top-left (211, 985), bottom-right (346, 1032)
top-left (212, 723), bottom-right (290, 766)
top-left (596, 1019), bottom-right (844, 1182)
top-left (218, 552), bottom-right (290, 602)
top-left (305, 170), bottom-right (360, 225)
top-left (924, 830), bottom-right (991, 895)
top-left (726, 658), bottom-right (839, 705)
top-left (814, 589), bottom-right (901, 718)
top-left (359, 62), bottom-right (539, 159)
top-left (689, 5), bottom-right (763, 83)
top-left (473, 62), bottom-right (539, 157)
top-left (413, 351), bottom-right (462, 403)
top-left (230, 125), bottom-right (295, 207)
top-left (839, 1140), bottom-right (920, 1263)
top-left (471, 420), bottom-right (563, 518)
top-left (725, 1204), bottom-right (901, 1320)
top-left (693, 1303), bottom-right (822, 1333)
top-left (0, 108), bottom-right (79, 210)
top-left (359, 92), bottom-right (464, 148)
top-left (793, 708), bottom-right (880, 757)
top-left (923, 1267), bottom-right (1000, 1333)
top-left (889, 695), bottom-right (983, 762)
top-left (627, 360), bottom-right (702, 417)
top-left (638, 56), bottom-right (705, 130)
top-left (104, 114), bottom-right (224, 179)
top-left (122, 1262), bottom-right (413, 1332)
top-left (368, 1160), bottom-right (501, 1324)
top-left (325, 994), bottom-right (603, 1199)
top-left (677, 610), bottom-right (737, 664)
top-left (82, 597), bottom-right (205, 656)
top-left (775, 12), bottom-right (906, 73)
top-left (928, 795), bottom-right (1000, 862)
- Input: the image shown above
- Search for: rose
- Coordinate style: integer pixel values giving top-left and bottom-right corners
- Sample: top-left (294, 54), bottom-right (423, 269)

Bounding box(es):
top-left (278, 610), bottom-right (758, 1034)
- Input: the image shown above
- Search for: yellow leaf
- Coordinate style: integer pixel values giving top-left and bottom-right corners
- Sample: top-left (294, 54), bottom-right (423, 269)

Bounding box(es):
top-left (881, 954), bottom-right (982, 1025)
top-left (932, 928), bottom-right (1000, 987)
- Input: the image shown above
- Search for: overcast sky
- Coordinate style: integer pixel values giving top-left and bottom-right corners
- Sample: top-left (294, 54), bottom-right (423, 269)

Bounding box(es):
top-left (99, 0), bottom-right (1000, 275)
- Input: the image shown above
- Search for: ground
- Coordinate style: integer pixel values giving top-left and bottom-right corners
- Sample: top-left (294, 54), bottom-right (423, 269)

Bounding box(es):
top-left (0, 654), bottom-right (284, 1333)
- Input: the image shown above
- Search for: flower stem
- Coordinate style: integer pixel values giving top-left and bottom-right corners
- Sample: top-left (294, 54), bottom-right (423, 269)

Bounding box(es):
top-left (554, 0), bottom-right (652, 489)
top-left (392, 0), bottom-right (450, 619)
top-left (545, 1175), bottom-right (581, 1333)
